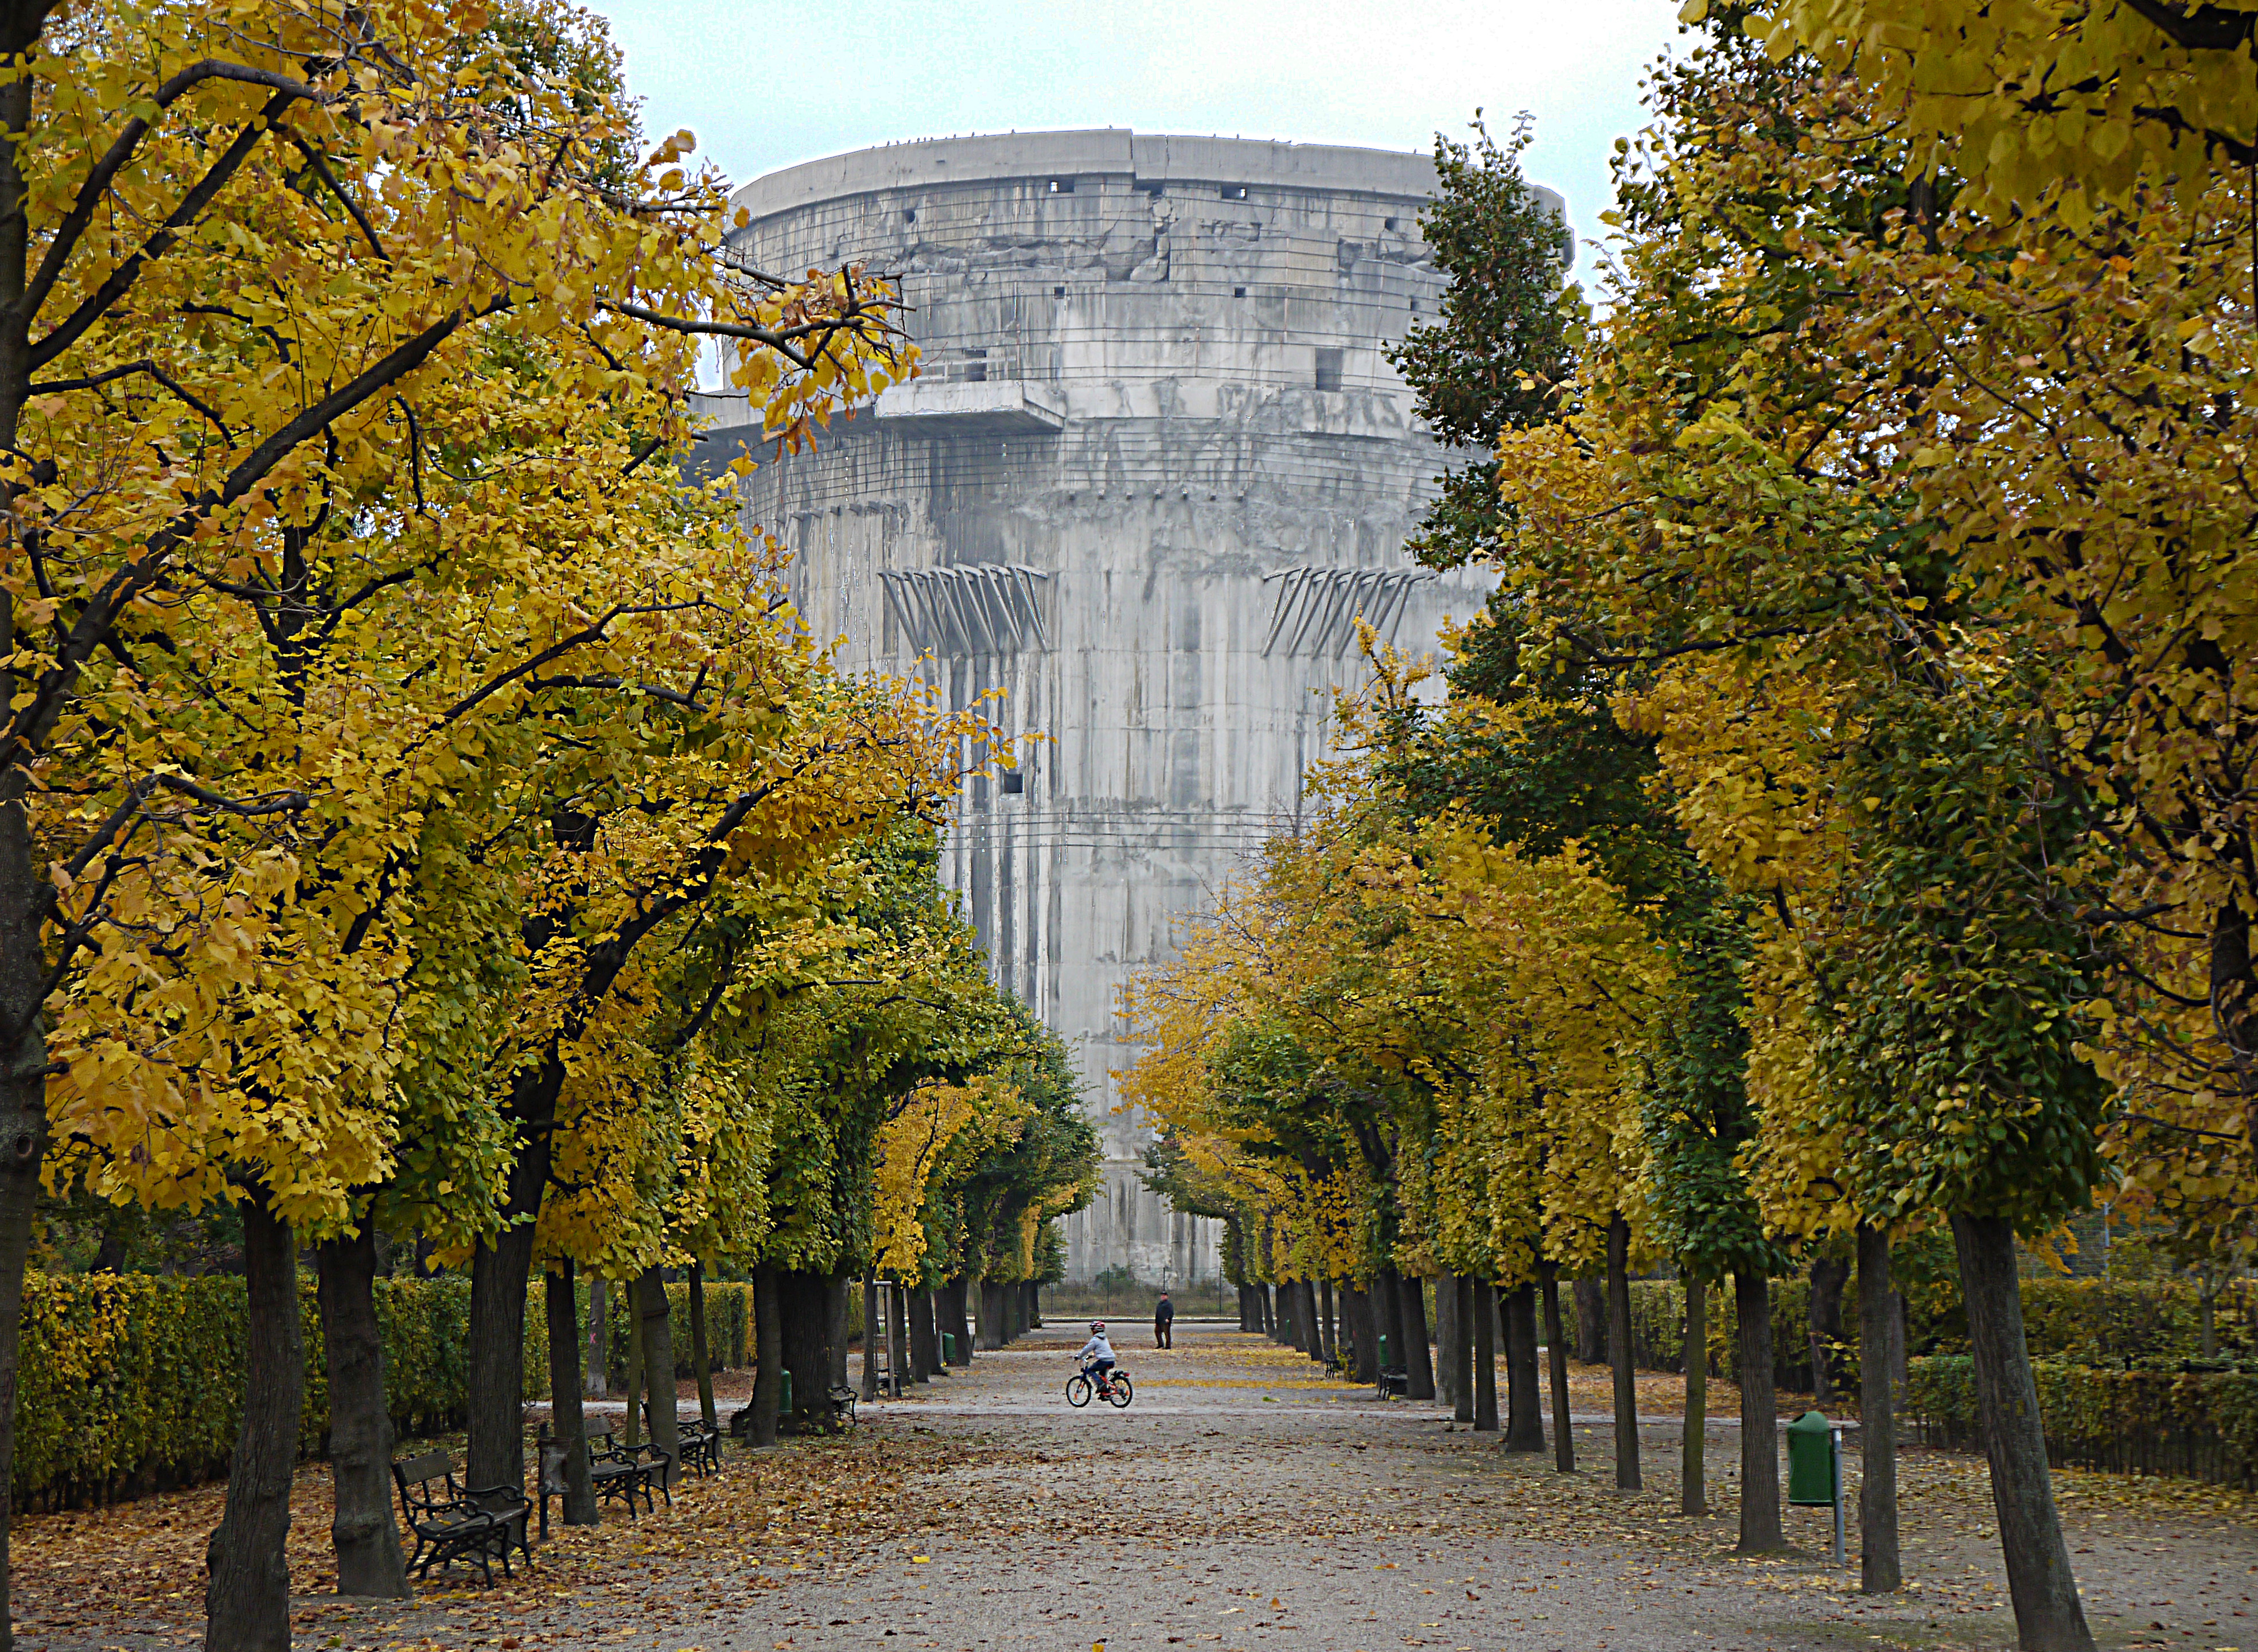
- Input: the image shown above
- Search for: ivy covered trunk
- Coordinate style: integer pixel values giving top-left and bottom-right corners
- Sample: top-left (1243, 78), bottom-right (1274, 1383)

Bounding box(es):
top-left (543, 1263), bottom-right (598, 1525)
top-left (204, 1194), bottom-right (303, 1652)
top-left (316, 1224), bottom-right (408, 1595)
top-left (1606, 1215), bottom-right (1641, 1490)
top-left (1734, 1272), bottom-right (1781, 1552)
top-left (1539, 1264), bottom-right (1575, 1473)
top-left (1022, 1281), bottom-right (1041, 1328)
top-left (1681, 1277), bottom-right (1707, 1517)
top-left (1398, 1273), bottom-right (1436, 1401)
top-left (1952, 1213), bottom-right (2093, 1652)
top-left (1504, 1283), bottom-right (1544, 1452)
top-left (750, 1265), bottom-right (782, 1447)
top-left (636, 1267), bottom-right (679, 1485)
top-left (688, 1261), bottom-right (716, 1431)
top-left (1856, 1224), bottom-right (1900, 1593)
top-left (1472, 1278), bottom-right (1498, 1432)
top-left (466, 1111), bottom-right (552, 1491)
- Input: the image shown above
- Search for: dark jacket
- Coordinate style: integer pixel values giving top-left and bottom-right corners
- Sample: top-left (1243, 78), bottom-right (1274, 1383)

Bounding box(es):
top-left (1155, 1298), bottom-right (1174, 1324)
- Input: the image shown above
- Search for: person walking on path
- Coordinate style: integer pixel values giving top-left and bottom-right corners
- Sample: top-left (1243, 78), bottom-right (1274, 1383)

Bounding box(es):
top-left (1155, 1292), bottom-right (1174, 1349)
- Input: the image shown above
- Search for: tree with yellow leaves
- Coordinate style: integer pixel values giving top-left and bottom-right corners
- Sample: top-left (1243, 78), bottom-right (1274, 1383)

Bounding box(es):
top-left (0, 2), bottom-right (931, 1639)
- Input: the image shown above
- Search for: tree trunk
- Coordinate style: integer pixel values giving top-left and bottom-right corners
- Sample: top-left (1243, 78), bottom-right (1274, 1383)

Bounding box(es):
top-left (1305, 1280), bottom-right (1324, 1361)
top-left (316, 1224), bottom-right (408, 1595)
top-left (636, 1267), bottom-right (679, 1486)
top-left (1257, 1281), bottom-right (1274, 1337)
top-left (1951, 1213), bottom-right (2094, 1652)
top-left (543, 1261), bottom-right (598, 1525)
top-left (887, 1281), bottom-right (909, 1396)
top-left (979, 1279), bottom-right (1006, 1350)
top-left (1235, 1283), bottom-right (1251, 1331)
top-left (1575, 1276), bottom-right (1609, 1364)
top-left (1398, 1273), bottom-right (1436, 1401)
top-left (1607, 1214), bottom-right (1641, 1490)
top-left (1734, 1271), bottom-right (1782, 1552)
top-left (1319, 1276), bottom-right (1338, 1365)
top-left (583, 1275), bottom-right (609, 1398)
top-left (622, 1281), bottom-right (643, 1448)
top-left (204, 1194), bottom-right (303, 1652)
top-left (1473, 1277), bottom-right (1498, 1432)
top-left (466, 1116), bottom-right (552, 1492)
top-left (908, 1285), bottom-right (937, 1382)
top-left (1504, 1283), bottom-right (1545, 1452)
top-left (780, 1269), bottom-right (830, 1429)
top-left (1434, 1272), bottom-right (1462, 1411)
top-left (1681, 1277), bottom-right (1708, 1517)
top-left (828, 1276), bottom-right (852, 1390)
top-left (859, 1271), bottom-right (880, 1401)
top-left (1023, 1281), bottom-right (1042, 1328)
top-left (689, 1261), bottom-right (717, 1432)
top-left (1346, 1285), bottom-right (1377, 1382)
top-left (1808, 1253), bottom-right (1850, 1403)
top-left (1856, 1223), bottom-right (1901, 1594)
top-left (1539, 1263), bottom-right (1575, 1474)
top-left (1376, 1265), bottom-right (1406, 1377)
top-left (750, 1264), bottom-right (782, 1447)
top-left (1451, 1277), bottom-right (1475, 1420)
top-left (945, 1276), bottom-right (974, 1365)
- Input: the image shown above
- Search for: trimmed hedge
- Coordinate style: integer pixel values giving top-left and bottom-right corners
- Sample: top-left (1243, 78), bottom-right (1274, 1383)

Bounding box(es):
top-left (1905, 1354), bottom-right (2258, 1490)
top-left (1554, 1275), bottom-right (2256, 1387)
top-left (16, 1270), bottom-right (757, 1511)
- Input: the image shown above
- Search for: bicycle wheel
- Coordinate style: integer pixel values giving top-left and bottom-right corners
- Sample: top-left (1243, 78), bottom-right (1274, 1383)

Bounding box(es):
top-left (1107, 1373), bottom-right (1134, 1408)
top-left (1065, 1374), bottom-right (1093, 1408)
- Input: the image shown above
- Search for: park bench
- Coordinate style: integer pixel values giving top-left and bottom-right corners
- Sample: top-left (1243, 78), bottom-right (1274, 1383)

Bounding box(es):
top-left (1377, 1365), bottom-right (1409, 1398)
top-left (391, 1450), bottom-right (530, 1586)
top-left (828, 1385), bottom-right (858, 1428)
top-left (1322, 1352), bottom-right (1345, 1380)
top-left (643, 1401), bottom-right (722, 1477)
top-left (590, 1431), bottom-right (671, 1513)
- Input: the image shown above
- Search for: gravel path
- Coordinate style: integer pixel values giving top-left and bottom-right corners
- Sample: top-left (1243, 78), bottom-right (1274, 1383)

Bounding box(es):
top-left (12, 1319), bottom-right (2254, 1650)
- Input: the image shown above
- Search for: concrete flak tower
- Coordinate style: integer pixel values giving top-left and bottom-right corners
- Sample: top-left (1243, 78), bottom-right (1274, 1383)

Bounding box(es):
top-left (694, 129), bottom-right (1524, 1289)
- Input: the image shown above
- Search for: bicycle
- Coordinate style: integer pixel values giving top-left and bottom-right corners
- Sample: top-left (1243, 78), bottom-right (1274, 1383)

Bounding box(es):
top-left (1065, 1359), bottom-right (1134, 1409)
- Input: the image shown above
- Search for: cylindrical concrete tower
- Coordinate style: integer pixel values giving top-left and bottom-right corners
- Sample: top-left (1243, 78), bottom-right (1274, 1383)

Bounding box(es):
top-left (693, 130), bottom-right (1521, 1289)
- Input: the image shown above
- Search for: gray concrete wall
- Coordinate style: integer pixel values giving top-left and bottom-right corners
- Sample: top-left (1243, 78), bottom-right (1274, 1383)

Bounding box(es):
top-left (700, 131), bottom-right (1515, 1285)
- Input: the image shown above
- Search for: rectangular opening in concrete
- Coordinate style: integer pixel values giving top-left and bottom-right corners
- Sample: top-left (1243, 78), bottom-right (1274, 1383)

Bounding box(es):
top-left (1221, 184), bottom-right (1247, 200)
top-left (1048, 177), bottom-right (1075, 193)
top-left (1314, 347), bottom-right (1344, 392)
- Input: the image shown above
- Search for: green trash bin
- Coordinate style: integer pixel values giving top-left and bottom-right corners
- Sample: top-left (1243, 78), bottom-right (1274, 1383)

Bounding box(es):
top-left (1787, 1408), bottom-right (1846, 1563)
top-left (781, 1369), bottom-right (793, 1417)
top-left (1786, 1409), bottom-right (1835, 1505)
top-left (941, 1332), bottom-right (956, 1363)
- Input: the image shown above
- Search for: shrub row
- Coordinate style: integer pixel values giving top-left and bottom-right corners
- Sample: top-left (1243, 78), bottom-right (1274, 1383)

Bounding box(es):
top-left (16, 1271), bottom-right (755, 1511)
top-left (1552, 1275), bottom-right (2256, 1386)
top-left (1905, 1354), bottom-right (2258, 1491)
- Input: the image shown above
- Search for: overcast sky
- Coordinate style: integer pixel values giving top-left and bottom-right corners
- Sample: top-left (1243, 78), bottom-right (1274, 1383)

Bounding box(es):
top-left (583, 0), bottom-right (1691, 278)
